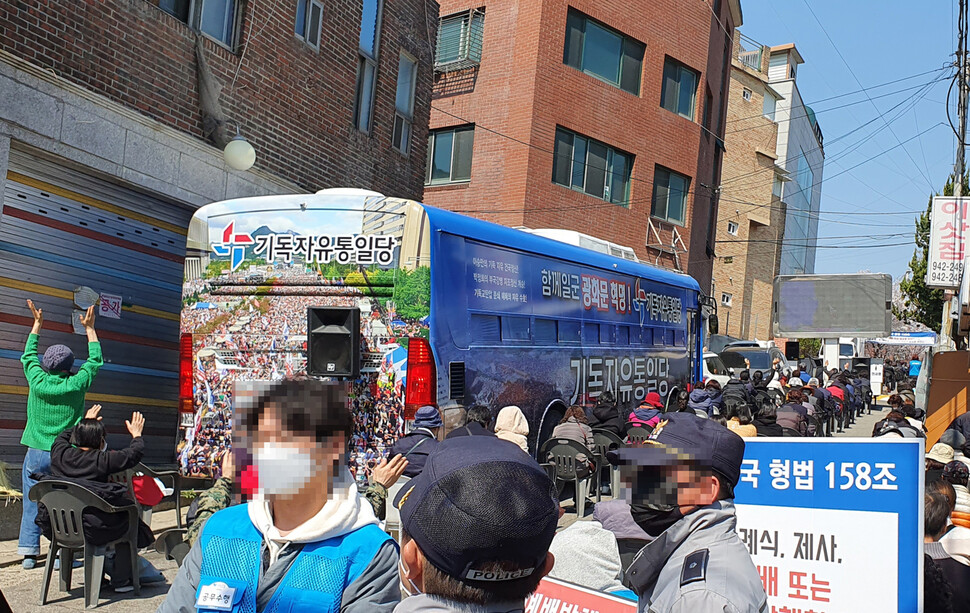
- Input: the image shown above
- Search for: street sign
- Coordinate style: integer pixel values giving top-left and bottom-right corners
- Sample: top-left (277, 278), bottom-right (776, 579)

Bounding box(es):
top-left (734, 438), bottom-right (923, 613)
top-left (927, 196), bottom-right (970, 288)
top-left (99, 292), bottom-right (122, 319)
top-left (526, 577), bottom-right (636, 612)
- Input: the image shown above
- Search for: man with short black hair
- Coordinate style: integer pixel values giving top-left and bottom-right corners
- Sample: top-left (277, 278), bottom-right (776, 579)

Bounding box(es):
top-left (608, 413), bottom-right (766, 612)
top-left (445, 405), bottom-right (496, 439)
top-left (394, 436), bottom-right (559, 612)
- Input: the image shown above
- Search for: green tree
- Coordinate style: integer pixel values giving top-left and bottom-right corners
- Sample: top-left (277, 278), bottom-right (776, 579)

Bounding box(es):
top-left (395, 266), bottom-right (431, 320)
top-left (798, 338), bottom-right (821, 359)
top-left (895, 174), bottom-right (967, 332)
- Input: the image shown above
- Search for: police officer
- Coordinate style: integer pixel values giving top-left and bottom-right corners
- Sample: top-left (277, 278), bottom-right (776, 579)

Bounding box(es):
top-left (608, 413), bottom-right (767, 613)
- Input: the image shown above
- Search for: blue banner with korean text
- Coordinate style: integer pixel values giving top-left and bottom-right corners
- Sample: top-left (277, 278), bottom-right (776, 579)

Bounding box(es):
top-left (733, 439), bottom-right (923, 613)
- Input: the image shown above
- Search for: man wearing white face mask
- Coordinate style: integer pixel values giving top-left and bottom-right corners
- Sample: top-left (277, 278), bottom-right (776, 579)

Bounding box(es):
top-left (159, 379), bottom-right (400, 613)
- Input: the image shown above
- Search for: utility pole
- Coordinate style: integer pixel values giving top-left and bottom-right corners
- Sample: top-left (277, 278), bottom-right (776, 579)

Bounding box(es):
top-left (941, 0), bottom-right (969, 351)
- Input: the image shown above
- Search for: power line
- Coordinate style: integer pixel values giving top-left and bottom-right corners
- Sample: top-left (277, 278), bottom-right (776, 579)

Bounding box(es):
top-left (799, 0), bottom-right (936, 191)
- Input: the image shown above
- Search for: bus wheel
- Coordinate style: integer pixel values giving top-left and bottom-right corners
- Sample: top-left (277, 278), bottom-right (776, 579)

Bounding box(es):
top-left (664, 388), bottom-right (680, 413)
top-left (535, 400), bottom-right (567, 458)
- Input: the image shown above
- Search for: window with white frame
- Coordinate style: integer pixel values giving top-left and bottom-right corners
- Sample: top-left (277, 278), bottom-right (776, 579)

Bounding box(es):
top-left (393, 52), bottom-right (418, 154)
top-left (661, 58), bottom-right (699, 120)
top-left (742, 87), bottom-right (752, 101)
top-left (436, 9), bottom-right (485, 70)
top-left (159, 0), bottom-right (238, 47)
top-left (763, 92), bottom-right (776, 121)
top-left (552, 127), bottom-right (633, 205)
top-left (295, 0), bottom-right (324, 48)
top-left (721, 292), bottom-right (732, 307)
top-left (651, 166), bottom-right (690, 224)
top-left (727, 220), bottom-right (739, 235)
top-left (426, 126), bottom-right (474, 184)
top-left (354, 0), bottom-right (383, 132)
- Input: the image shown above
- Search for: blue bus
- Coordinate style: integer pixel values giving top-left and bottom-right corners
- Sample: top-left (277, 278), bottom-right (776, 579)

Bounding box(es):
top-left (177, 190), bottom-right (702, 481)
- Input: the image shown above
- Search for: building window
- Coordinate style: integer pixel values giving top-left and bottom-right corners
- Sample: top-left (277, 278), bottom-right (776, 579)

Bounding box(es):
top-left (795, 149), bottom-right (814, 197)
top-left (772, 174), bottom-right (784, 198)
top-left (651, 166), bottom-right (690, 225)
top-left (563, 9), bottom-right (645, 95)
top-left (159, 0), bottom-right (238, 46)
top-left (426, 126), bottom-right (474, 184)
top-left (354, 0), bottom-right (383, 132)
top-left (393, 52), bottom-right (418, 154)
top-left (295, 0), bottom-right (324, 48)
top-left (661, 58), bottom-right (699, 120)
top-left (721, 292), bottom-right (732, 307)
top-left (436, 9), bottom-right (485, 70)
top-left (742, 87), bottom-right (752, 101)
top-left (552, 127), bottom-right (633, 205)
top-left (763, 93), bottom-right (776, 121)
top-left (703, 88), bottom-right (713, 131)
top-left (727, 221), bottom-right (739, 235)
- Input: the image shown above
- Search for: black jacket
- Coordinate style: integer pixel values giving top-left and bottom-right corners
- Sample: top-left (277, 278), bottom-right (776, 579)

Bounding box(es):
top-left (753, 416), bottom-right (783, 437)
top-left (587, 404), bottom-right (626, 436)
top-left (445, 422), bottom-right (496, 439)
top-left (50, 428), bottom-right (144, 482)
top-left (33, 474), bottom-right (153, 548)
top-left (389, 429), bottom-right (438, 478)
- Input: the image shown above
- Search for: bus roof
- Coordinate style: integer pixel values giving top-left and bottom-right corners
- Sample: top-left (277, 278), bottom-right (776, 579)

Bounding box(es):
top-left (421, 205), bottom-right (701, 293)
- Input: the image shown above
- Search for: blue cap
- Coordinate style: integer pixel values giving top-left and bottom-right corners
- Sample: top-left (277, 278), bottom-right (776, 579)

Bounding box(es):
top-left (394, 436), bottom-right (558, 583)
top-left (413, 405), bottom-right (443, 429)
top-left (608, 412), bottom-right (745, 487)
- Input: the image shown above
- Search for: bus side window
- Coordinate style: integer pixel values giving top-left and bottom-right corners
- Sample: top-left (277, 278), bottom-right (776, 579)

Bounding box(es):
top-left (616, 326), bottom-right (630, 346)
top-left (584, 323), bottom-right (599, 345)
top-left (501, 316), bottom-right (531, 342)
top-left (534, 319), bottom-right (557, 344)
top-left (599, 325), bottom-right (613, 345)
top-left (471, 314), bottom-right (500, 343)
top-left (559, 321), bottom-right (581, 344)
top-left (641, 328), bottom-right (653, 346)
top-left (630, 327), bottom-right (642, 345)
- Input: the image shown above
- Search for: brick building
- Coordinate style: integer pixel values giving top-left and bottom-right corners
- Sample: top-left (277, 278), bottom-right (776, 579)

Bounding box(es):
top-left (712, 37), bottom-right (824, 340)
top-left (0, 0), bottom-right (437, 468)
top-left (423, 0), bottom-right (742, 292)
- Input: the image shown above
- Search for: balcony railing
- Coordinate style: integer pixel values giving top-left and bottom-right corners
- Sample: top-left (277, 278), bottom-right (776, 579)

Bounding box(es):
top-left (736, 34), bottom-right (765, 73)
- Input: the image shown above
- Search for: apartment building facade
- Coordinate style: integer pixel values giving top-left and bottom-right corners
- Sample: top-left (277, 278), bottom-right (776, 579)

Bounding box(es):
top-left (713, 38), bottom-right (824, 340)
top-left (0, 0), bottom-right (437, 469)
top-left (422, 0), bottom-right (743, 291)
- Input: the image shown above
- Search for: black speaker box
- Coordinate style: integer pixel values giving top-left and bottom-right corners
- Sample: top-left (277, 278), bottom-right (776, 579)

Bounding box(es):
top-left (784, 341), bottom-right (800, 361)
top-left (307, 307), bottom-right (360, 378)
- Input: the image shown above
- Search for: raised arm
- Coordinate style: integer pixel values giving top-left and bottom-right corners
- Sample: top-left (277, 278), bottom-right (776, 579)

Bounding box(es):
top-left (74, 306), bottom-right (102, 387)
top-left (21, 300), bottom-right (45, 386)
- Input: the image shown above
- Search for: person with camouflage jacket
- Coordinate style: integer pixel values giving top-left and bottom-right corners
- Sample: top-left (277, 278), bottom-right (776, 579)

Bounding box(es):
top-left (185, 451), bottom-right (409, 545)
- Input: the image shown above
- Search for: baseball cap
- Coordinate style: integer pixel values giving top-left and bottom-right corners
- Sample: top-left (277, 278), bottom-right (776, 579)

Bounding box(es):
top-left (394, 436), bottom-right (558, 583)
top-left (927, 443), bottom-right (955, 465)
top-left (943, 460), bottom-right (970, 484)
top-left (608, 412), bottom-right (746, 487)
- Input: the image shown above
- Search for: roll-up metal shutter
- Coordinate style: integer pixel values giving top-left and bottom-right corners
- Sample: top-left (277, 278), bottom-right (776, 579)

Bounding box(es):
top-left (0, 147), bottom-right (193, 466)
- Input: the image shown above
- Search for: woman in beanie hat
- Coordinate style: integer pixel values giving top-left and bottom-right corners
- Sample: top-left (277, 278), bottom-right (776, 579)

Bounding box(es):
top-left (18, 300), bottom-right (102, 569)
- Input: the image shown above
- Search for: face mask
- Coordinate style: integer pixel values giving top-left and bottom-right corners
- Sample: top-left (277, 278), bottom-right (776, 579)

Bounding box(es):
top-left (253, 443), bottom-right (316, 496)
top-left (398, 557), bottom-right (421, 597)
top-left (630, 503), bottom-right (685, 537)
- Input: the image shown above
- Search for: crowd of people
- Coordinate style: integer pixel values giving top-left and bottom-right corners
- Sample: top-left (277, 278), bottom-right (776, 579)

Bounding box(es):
top-left (176, 266), bottom-right (418, 480)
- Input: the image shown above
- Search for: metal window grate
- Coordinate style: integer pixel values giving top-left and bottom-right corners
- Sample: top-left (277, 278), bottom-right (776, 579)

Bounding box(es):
top-left (449, 361), bottom-right (466, 400)
top-left (435, 9), bottom-right (485, 73)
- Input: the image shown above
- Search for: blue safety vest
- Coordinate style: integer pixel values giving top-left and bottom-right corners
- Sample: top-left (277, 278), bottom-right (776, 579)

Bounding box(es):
top-left (195, 503), bottom-right (392, 612)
